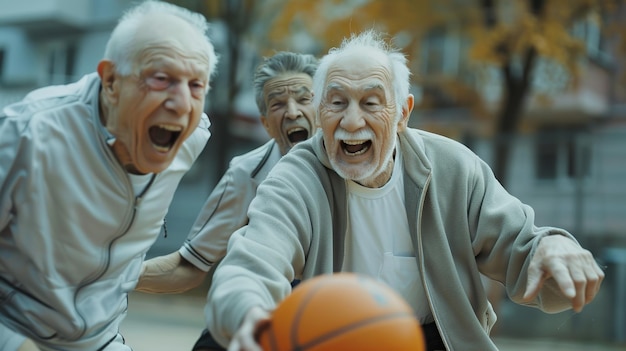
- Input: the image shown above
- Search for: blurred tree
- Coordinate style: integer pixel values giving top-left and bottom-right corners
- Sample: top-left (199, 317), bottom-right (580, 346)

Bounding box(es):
top-left (269, 0), bottom-right (624, 185)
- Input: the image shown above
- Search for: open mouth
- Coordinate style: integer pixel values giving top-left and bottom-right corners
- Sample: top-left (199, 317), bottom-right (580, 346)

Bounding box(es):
top-left (149, 124), bottom-right (182, 152)
top-left (341, 139), bottom-right (371, 156)
top-left (287, 127), bottom-right (309, 144)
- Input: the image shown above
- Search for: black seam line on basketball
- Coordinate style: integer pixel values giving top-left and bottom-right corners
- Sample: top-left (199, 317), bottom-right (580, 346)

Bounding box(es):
top-left (294, 311), bottom-right (415, 351)
top-left (290, 281), bottom-right (331, 350)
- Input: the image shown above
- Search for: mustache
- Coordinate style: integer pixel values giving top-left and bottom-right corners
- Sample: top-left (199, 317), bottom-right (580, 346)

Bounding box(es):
top-left (334, 129), bottom-right (374, 141)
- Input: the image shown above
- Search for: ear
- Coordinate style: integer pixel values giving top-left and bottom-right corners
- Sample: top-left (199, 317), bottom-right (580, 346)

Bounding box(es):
top-left (397, 94), bottom-right (414, 132)
top-left (97, 60), bottom-right (120, 105)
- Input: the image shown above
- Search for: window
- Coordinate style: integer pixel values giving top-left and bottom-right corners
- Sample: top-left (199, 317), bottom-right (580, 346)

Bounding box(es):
top-left (570, 14), bottom-right (611, 63)
top-left (536, 138), bottom-right (558, 180)
top-left (420, 27), bottom-right (467, 76)
top-left (45, 41), bottom-right (76, 85)
top-left (535, 128), bottom-right (591, 181)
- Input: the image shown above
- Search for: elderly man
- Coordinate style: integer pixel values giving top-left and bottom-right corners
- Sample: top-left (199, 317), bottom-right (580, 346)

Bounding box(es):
top-left (0, 1), bottom-right (217, 350)
top-left (136, 51), bottom-right (318, 351)
top-left (205, 30), bottom-right (604, 351)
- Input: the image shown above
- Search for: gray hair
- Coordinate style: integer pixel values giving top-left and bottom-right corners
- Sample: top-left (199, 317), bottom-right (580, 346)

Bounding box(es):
top-left (312, 29), bottom-right (411, 120)
top-left (103, 0), bottom-right (218, 80)
top-left (253, 52), bottom-right (319, 115)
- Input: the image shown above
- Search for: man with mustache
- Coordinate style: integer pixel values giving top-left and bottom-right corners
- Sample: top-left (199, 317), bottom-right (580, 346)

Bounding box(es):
top-left (136, 51), bottom-right (318, 351)
top-left (0, 1), bottom-right (217, 350)
top-left (205, 30), bottom-right (605, 351)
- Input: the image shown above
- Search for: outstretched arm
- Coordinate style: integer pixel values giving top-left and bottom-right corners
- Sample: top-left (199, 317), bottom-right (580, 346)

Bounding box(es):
top-left (136, 252), bottom-right (207, 294)
top-left (523, 235), bottom-right (605, 312)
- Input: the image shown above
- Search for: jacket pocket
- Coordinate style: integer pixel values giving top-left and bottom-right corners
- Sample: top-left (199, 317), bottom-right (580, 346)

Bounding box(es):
top-left (0, 277), bottom-right (61, 340)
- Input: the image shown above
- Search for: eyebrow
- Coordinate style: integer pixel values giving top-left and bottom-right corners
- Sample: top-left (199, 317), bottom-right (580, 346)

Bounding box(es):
top-left (267, 85), bottom-right (312, 101)
top-left (326, 82), bottom-right (385, 94)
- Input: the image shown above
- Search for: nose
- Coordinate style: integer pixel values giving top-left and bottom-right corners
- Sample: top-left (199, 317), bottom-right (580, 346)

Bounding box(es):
top-left (339, 102), bottom-right (365, 131)
top-left (164, 82), bottom-right (192, 116)
top-left (284, 99), bottom-right (302, 120)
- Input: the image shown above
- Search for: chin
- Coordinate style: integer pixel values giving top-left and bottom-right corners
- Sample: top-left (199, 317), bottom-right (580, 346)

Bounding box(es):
top-left (135, 158), bottom-right (173, 174)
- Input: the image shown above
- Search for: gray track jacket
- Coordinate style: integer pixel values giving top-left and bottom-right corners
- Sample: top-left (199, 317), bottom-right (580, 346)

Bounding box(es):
top-left (180, 140), bottom-right (281, 270)
top-left (207, 129), bottom-right (576, 350)
top-left (0, 73), bottom-right (210, 350)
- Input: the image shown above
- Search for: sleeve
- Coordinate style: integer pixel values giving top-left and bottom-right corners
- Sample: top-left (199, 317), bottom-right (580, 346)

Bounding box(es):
top-left (179, 165), bottom-right (257, 271)
top-left (0, 114), bottom-right (30, 232)
top-left (189, 113), bottom-right (211, 160)
top-left (0, 323), bottom-right (27, 351)
top-left (176, 113), bottom-right (211, 168)
top-left (205, 157), bottom-right (316, 347)
top-left (468, 157), bottom-right (577, 312)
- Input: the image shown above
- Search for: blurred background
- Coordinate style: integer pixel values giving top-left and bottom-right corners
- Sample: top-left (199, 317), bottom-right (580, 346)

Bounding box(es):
top-left (1, 0), bottom-right (625, 348)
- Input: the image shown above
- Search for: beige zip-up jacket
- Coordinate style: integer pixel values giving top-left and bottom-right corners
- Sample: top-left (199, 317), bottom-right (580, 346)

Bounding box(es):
top-left (207, 129), bottom-right (576, 350)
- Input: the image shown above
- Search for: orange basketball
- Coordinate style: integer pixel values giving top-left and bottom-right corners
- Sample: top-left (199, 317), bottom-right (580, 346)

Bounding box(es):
top-left (258, 273), bottom-right (425, 351)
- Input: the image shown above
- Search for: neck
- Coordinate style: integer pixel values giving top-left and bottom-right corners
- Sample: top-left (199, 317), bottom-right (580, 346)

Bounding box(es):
top-left (356, 156), bottom-right (395, 188)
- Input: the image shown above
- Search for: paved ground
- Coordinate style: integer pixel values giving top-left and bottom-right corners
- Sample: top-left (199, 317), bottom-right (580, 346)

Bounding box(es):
top-left (120, 291), bottom-right (625, 351)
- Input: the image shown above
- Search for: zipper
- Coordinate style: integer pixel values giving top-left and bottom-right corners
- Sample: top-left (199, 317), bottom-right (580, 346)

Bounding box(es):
top-left (72, 134), bottom-right (157, 339)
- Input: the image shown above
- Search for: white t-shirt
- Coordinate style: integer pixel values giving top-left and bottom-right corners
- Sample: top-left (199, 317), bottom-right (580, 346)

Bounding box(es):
top-left (128, 173), bottom-right (154, 196)
top-left (342, 147), bottom-right (434, 324)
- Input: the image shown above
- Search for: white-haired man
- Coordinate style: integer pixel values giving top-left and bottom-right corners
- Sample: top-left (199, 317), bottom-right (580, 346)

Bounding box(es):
top-left (205, 30), bottom-right (604, 351)
top-left (0, 1), bottom-right (217, 350)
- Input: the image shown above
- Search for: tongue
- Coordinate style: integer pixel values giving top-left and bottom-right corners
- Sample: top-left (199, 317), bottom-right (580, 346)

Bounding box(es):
top-left (288, 130), bottom-right (308, 143)
top-left (149, 126), bottom-right (173, 147)
top-left (345, 143), bottom-right (364, 154)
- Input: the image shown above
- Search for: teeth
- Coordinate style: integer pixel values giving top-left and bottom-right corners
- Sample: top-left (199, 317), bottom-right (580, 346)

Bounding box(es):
top-left (343, 140), bottom-right (368, 145)
top-left (158, 124), bottom-right (183, 132)
top-left (153, 144), bottom-right (170, 152)
top-left (288, 127), bottom-right (305, 135)
top-left (344, 144), bottom-right (369, 156)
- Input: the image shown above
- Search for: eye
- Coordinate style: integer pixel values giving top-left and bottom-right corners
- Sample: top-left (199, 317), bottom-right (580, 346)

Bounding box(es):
top-left (331, 97), bottom-right (345, 106)
top-left (298, 96), bottom-right (312, 104)
top-left (190, 80), bottom-right (207, 96)
top-left (269, 101), bottom-right (284, 111)
top-left (363, 96), bottom-right (384, 111)
top-left (145, 73), bottom-right (171, 90)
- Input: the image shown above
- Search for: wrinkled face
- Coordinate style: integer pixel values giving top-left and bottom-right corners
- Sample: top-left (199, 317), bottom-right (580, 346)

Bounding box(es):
top-left (99, 14), bottom-right (211, 174)
top-left (319, 50), bottom-right (406, 187)
top-left (261, 73), bottom-right (316, 155)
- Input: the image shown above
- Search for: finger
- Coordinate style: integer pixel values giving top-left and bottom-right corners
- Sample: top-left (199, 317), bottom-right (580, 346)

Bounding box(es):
top-left (523, 267), bottom-right (547, 301)
top-left (568, 267), bottom-right (587, 312)
top-left (547, 261), bottom-right (577, 300)
top-left (238, 329), bottom-right (261, 351)
top-left (583, 263), bottom-right (605, 304)
top-left (227, 339), bottom-right (240, 351)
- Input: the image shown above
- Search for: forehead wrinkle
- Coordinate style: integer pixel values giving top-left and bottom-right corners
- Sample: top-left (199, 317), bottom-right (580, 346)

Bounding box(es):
top-left (139, 47), bottom-right (209, 78)
top-left (326, 81), bottom-right (385, 95)
top-left (266, 88), bottom-right (287, 102)
top-left (291, 85), bottom-right (312, 97)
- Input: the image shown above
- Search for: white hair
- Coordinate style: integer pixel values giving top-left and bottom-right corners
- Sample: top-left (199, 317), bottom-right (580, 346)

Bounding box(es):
top-left (312, 29), bottom-right (411, 120)
top-left (103, 0), bottom-right (218, 79)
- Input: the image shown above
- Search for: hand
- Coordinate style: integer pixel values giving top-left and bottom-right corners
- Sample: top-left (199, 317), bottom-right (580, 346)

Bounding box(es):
top-left (523, 235), bottom-right (605, 312)
top-left (135, 252), bottom-right (207, 293)
top-left (228, 306), bottom-right (271, 351)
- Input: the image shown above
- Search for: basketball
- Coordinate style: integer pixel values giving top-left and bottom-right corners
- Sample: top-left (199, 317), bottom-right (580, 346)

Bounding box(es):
top-left (258, 273), bottom-right (425, 351)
